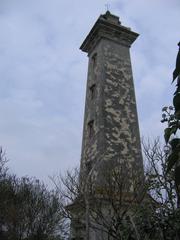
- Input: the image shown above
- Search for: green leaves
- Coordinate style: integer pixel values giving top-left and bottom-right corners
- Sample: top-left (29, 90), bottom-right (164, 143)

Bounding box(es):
top-left (175, 110), bottom-right (180, 120)
top-left (170, 125), bottom-right (178, 135)
top-left (164, 128), bottom-right (171, 144)
top-left (170, 138), bottom-right (180, 150)
top-left (173, 93), bottom-right (180, 111)
top-left (175, 166), bottom-right (180, 186)
top-left (166, 150), bottom-right (179, 173)
top-left (173, 42), bottom-right (180, 81)
top-left (166, 139), bottom-right (180, 173)
top-left (162, 43), bottom-right (180, 208)
top-left (164, 126), bottom-right (178, 144)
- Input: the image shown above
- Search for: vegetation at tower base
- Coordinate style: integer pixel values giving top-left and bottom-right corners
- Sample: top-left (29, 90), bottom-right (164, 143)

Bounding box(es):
top-left (0, 148), bottom-right (67, 240)
top-left (54, 139), bottom-right (180, 240)
top-left (161, 42), bottom-right (180, 208)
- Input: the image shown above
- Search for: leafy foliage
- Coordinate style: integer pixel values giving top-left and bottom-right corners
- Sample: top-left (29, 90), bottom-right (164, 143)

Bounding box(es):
top-left (161, 42), bottom-right (180, 208)
top-left (0, 150), bottom-right (67, 240)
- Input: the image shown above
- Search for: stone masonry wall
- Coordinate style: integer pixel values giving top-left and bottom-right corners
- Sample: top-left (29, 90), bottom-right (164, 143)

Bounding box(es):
top-left (80, 38), bottom-right (144, 186)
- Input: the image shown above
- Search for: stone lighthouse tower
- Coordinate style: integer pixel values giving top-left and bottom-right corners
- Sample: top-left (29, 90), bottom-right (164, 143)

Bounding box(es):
top-left (69, 11), bottom-right (144, 240)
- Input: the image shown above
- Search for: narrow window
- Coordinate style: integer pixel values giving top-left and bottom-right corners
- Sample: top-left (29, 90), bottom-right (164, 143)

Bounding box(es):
top-left (89, 84), bottom-right (96, 99)
top-left (86, 160), bottom-right (92, 172)
top-left (92, 53), bottom-right (97, 69)
top-left (88, 120), bottom-right (94, 139)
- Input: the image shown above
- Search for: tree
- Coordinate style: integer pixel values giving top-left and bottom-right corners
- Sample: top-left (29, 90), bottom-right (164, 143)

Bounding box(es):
top-left (0, 149), bottom-right (67, 240)
top-left (55, 139), bottom-right (180, 240)
top-left (161, 42), bottom-right (180, 208)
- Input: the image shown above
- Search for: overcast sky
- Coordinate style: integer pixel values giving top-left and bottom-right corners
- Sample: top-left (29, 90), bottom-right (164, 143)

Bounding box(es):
top-left (0, 0), bottom-right (179, 186)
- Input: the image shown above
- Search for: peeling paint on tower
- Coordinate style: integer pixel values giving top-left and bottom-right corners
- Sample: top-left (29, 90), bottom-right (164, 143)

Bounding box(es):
top-left (69, 11), bottom-right (144, 240)
top-left (79, 13), bottom-right (144, 183)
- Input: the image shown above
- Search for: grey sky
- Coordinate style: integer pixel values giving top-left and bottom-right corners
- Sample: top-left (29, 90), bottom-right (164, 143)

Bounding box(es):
top-left (0, 0), bottom-right (179, 185)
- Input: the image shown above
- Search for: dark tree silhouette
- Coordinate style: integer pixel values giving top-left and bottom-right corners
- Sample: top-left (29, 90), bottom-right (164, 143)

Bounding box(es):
top-left (0, 149), bottom-right (67, 240)
top-left (54, 139), bottom-right (180, 239)
top-left (161, 42), bottom-right (180, 208)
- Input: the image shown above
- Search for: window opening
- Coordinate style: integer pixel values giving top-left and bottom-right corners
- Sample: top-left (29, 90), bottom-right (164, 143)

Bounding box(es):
top-left (89, 84), bottom-right (96, 99)
top-left (86, 160), bottom-right (92, 172)
top-left (88, 120), bottom-right (94, 139)
top-left (92, 53), bottom-right (97, 69)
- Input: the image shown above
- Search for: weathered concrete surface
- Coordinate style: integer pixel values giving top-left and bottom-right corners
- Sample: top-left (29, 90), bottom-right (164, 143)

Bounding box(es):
top-left (69, 11), bottom-right (144, 240)
top-left (80, 23), bottom-right (143, 184)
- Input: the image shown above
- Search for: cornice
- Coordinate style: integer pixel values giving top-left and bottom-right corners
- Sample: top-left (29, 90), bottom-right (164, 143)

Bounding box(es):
top-left (80, 12), bottom-right (139, 53)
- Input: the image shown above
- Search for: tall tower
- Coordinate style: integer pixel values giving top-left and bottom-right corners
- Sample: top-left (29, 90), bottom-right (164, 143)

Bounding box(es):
top-left (69, 11), bottom-right (144, 240)
top-left (80, 11), bottom-right (143, 181)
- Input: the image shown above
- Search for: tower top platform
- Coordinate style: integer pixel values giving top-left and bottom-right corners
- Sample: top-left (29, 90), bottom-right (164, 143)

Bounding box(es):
top-left (80, 11), bottom-right (139, 53)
